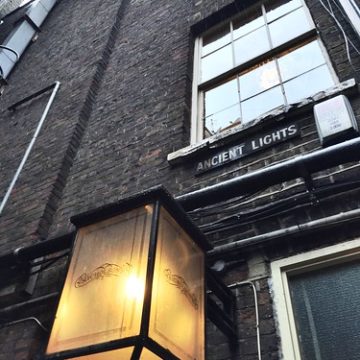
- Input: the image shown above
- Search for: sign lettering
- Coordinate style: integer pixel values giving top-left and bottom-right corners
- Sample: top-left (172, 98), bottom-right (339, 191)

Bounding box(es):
top-left (196, 124), bottom-right (299, 174)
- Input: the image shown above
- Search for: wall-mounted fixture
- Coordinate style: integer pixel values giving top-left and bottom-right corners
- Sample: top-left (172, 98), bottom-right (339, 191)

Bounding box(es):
top-left (45, 186), bottom-right (212, 360)
top-left (314, 95), bottom-right (359, 146)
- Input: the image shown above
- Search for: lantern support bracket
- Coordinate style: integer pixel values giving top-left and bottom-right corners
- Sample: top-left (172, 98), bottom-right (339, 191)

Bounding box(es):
top-left (207, 269), bottom-right (237, 344)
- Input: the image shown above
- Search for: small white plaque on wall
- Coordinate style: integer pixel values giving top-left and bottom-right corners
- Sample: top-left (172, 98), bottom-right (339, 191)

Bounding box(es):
top-left (314, 95), bottom-right (358, 145)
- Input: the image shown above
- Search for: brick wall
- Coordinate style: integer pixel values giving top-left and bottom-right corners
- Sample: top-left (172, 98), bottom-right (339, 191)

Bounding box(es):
top-left (0, 0), bottom-right (360, 359)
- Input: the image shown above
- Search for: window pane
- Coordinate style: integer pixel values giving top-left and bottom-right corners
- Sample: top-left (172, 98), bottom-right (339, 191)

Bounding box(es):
top-left (202, 23), bottom-right (231, 56)
top-left (269, 8), bottom-right (313, 48)
top-left (278, 41), bottom-right (327, 81)
top-left (239, 60), bottom-right (280, 100)
top-left (266, 0), bottom-right (303, 22)
top-left (284, 65), bottom-right (335, 103)
top-left (204, 104), bottom-right (241, 137)
top-left (205, 78), bottom-right (239, 117)
top-left (201, 44), bottom-right (233, 82)
top-left (234, 26), bottom-right (270, 65)
top-left (289, 260), bottom-right (360, 360)
top-left (233, 8), bottom-right (264, 39)
top-left (241, 86), bottom-right (284, 123)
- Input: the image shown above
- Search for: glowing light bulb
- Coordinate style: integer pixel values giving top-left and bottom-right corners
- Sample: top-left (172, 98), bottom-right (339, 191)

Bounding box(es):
top-left (125, 275), bottom-right (145, 300)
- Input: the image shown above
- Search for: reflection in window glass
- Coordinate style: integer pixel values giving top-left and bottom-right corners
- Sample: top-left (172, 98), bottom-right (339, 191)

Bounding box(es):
top-left (234, 26), bottom-right (270, 65)
top-left (239, 60), bottom-right (279, 100)
top-left (278, 40), bottom-right (326, 81)
top-left (233, 9), bottom-right (264, 39)
top-left (201, 45), bottom-right (233, 82)
top-left (269, 8), bottom-right (312, 48)
top-left (195, 0), bottom-right (336, 141)
top-left (205, 78), bottom-right (239, 117)
top-left (266, 0), bottom-right (302, 22)
top-left (205, 104), bottom-right (241, 137)
top-left (242, 86), bottom-right (284, 123)
top-left (202, 24), bottom-right (231, 56)
top-left (284, 65), bottom-right (335, 103)
top-left (289, 261), bottom-right (360, 360)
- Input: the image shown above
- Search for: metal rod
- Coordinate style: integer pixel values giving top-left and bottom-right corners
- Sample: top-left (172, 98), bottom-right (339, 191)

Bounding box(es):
top-left (8, 83), bottom-right (57, 111)
top-left (0, 316), bottom-right (48, 332)
top-left (0, 81), bottom-right (60, 215)
top-left (139, 201), bottom-right (161, 337)
top-left (0, 292), bottom-right (59, 315)
top-left (0, 232), bottom-right (74, 269)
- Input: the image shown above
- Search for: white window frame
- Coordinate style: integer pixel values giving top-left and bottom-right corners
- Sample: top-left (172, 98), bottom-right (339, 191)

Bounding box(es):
top-left (271, 238), bottom-right (360, 360)
top-left (191, 0), bottom-right (339, 145)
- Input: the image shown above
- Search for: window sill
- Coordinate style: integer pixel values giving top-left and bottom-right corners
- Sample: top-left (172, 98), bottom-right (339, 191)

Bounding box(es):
top-left (167, 78), bottom-right (358, 165)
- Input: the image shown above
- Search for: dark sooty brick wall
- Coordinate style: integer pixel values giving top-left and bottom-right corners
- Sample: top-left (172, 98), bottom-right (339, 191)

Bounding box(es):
top-left (0, 0), bottom-right (360, 359)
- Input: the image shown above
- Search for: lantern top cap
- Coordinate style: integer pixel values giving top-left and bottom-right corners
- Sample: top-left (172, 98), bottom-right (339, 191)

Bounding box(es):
top-left (70, 185), bottom-right (212, 251)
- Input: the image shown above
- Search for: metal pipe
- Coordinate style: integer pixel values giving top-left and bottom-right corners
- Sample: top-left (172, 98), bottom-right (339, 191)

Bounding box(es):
top-left (0, 232), bottom-right (74, 268)
top-left (0, 292), bottom-right (59, 315)
top-left (0, 137), bottom-right (360, 267)
top-left (177, 137), bottom-right (360, 210)
top-left (0, 81), bottom-right (60, 215)
top-left (210, 206), bottom-right (360, 257)
top-left (0, 316), bottom-right (48, 332)
top-left (230, 281), bottom-right (261, 360)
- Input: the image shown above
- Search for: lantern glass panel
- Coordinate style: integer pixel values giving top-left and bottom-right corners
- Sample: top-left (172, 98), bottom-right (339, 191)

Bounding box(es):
top-left (139, 348), bottom-right (163, 359)
top-left (69, 347), bottom-right (135, 359)
top-left (46, 206), bottom-right (153, 355)
top-left (149, 207), bottom-right (205, 360)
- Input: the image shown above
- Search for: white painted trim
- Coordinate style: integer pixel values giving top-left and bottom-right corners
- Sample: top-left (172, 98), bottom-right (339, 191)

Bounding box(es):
top-left (271, 238), bottom-right (360, 360)
top-left (191, 37), bottom-right (202, 144)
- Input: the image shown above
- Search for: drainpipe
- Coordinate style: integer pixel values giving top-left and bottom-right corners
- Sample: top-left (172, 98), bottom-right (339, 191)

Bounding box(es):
top-left (177, 137), bottom-right (360, 210)
top-left (0, 81), bottom-right (60, 215)
top-left (209, 206), bottom-right (360, 258)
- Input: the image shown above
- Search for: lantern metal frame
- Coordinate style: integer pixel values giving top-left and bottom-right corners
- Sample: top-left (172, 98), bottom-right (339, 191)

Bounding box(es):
top-left (44, 186), bottom-right (212, 360)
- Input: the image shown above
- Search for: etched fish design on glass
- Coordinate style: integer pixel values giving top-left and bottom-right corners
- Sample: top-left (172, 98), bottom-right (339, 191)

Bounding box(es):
top-left (164, 268), bottom-right (199, 310)
top-left (75, 262), bottom-right (132, 288)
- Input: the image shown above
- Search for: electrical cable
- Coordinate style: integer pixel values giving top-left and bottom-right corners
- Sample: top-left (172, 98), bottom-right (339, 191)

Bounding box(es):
top-left (188, 189), bottom-right (263, 218)
top-left (331, 0), bottom-right (360, 45)
top-left (198, 180), bottom-right (360, 234)
top-left (318, 0), bottom-right (360, 74)
top-left (0, 45), bottom-right (19, 60)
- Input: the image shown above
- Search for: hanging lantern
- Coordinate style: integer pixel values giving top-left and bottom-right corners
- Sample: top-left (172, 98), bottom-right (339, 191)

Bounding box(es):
top-left (45, 186), bottom-right (211, 360)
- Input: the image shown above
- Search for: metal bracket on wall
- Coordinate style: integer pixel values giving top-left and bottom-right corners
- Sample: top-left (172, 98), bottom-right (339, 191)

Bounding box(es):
top-left (296, 160), bottom-right (319, 205)
top-left (206, 269), bottom-right (237, 344)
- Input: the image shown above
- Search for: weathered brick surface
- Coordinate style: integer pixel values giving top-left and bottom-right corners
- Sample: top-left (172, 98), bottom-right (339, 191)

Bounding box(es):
top-left (0, 0), bottom-right (360, 359)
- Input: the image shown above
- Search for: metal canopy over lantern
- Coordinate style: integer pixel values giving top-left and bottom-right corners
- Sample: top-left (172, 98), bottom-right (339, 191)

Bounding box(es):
top-left (45, 186), bottom-right (212, 360)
